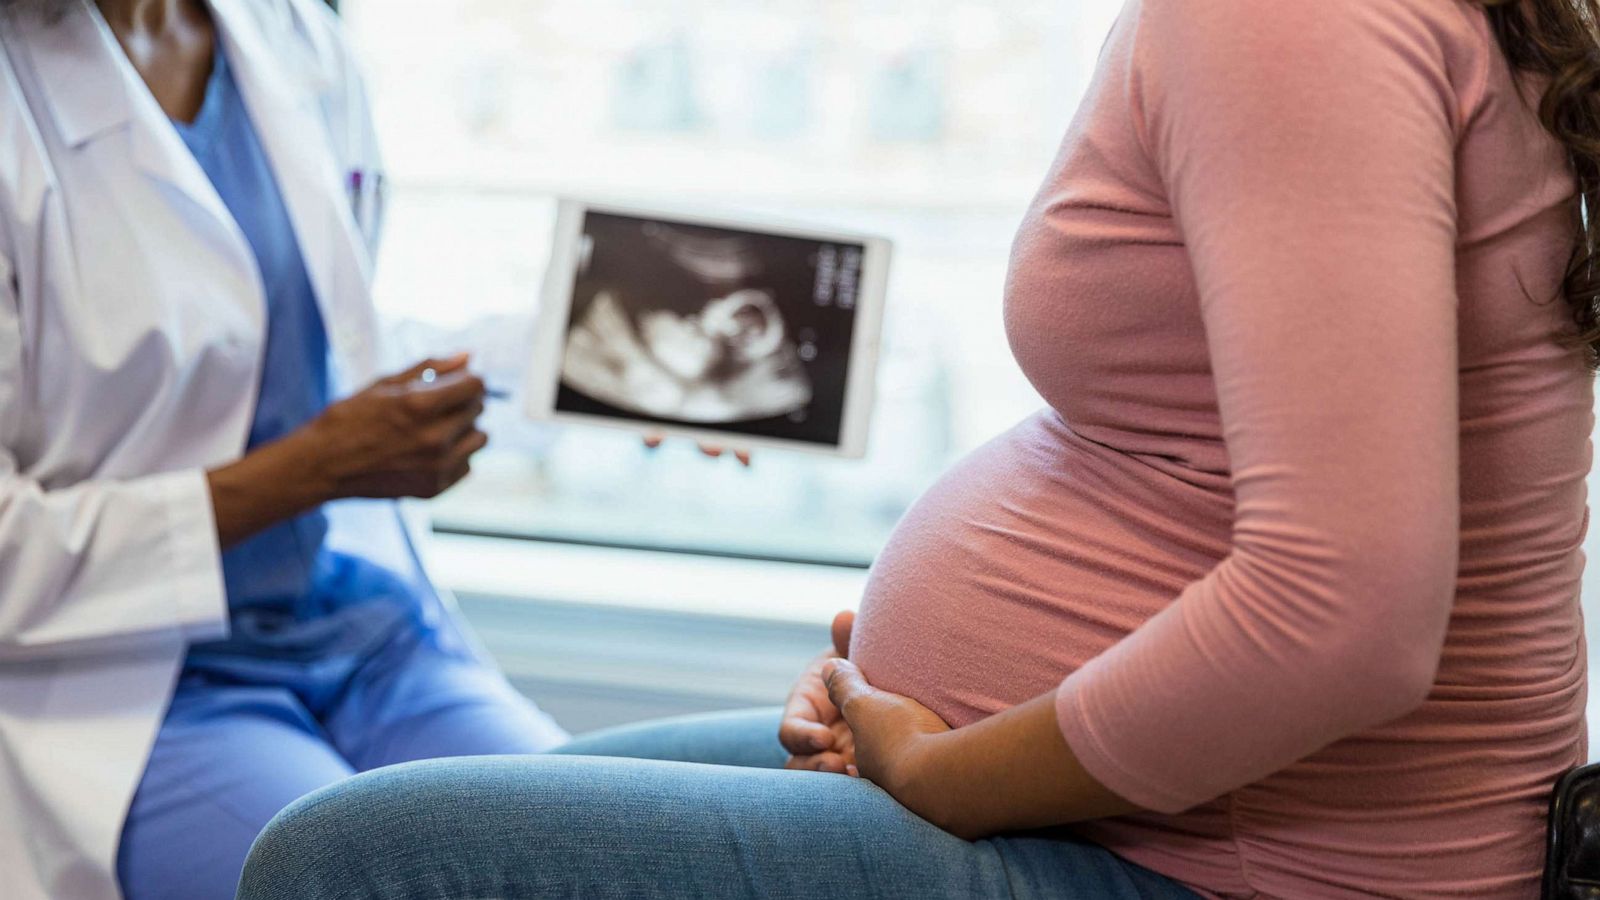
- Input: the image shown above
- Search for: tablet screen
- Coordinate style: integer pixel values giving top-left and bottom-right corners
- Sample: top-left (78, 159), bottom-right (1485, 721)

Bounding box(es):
top-left (542, 207), bottom-right (882, 452)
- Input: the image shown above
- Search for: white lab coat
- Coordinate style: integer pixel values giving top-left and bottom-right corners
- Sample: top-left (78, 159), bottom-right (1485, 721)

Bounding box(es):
top-left (0, 2), bottom-right (465, 897)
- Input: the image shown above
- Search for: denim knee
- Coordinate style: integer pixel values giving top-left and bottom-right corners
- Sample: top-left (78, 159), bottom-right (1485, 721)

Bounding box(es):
top-left (236, 778), bottom-right (363, 900)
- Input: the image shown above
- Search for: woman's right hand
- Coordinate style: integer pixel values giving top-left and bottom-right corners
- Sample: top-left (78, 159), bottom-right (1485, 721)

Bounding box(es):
top-left (304, 355), bottom-right (489, 501)
top-left (779, 610), bottom-right (857, 773)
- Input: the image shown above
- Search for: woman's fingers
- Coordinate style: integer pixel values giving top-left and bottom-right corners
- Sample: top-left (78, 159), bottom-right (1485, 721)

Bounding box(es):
top-left (784, 751), bottom-right (852, 774)
top-left (822, 659), bottom-right (872, 719)
top-left (784, 717), bottom-right (856, 775)
top-left (831, 610), bottom-right (855, 658)
top-left (779, 682), bottom-right (834, 754)
top-left (779, 713), bottom-right (832, 754)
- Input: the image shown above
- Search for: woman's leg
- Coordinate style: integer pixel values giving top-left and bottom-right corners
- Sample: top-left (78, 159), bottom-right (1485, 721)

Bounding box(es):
top-left (552, 707), bottom-right (788, 769)
top-left (118, 678), bottom-right (356, 900)
top-left (238, 755), bottom-right (1198, 900)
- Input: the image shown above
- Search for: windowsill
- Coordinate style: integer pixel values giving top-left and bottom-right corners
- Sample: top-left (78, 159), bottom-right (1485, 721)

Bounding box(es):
top-left (426, 532), bottom-right (867, 626)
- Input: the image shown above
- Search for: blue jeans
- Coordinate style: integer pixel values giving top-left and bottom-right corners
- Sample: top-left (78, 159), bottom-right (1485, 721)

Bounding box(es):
top-left (237, 708), bottom-right (1199, 900)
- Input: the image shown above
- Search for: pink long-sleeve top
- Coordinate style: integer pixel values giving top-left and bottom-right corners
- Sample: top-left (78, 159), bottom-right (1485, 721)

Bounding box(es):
top-left (850, 0), bottom-right (1591, 896)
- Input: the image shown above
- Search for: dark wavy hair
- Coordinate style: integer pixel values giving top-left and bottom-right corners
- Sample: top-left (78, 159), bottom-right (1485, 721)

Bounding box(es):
top-left (1481, 1), bottom-right (1600, 368)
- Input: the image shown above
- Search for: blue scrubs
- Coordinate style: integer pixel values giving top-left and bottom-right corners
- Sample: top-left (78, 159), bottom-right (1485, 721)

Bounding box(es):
top-left (116, 47), bottom-right (566, 900)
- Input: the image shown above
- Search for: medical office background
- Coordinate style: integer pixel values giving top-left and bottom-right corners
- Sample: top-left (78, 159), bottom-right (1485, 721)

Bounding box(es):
top-left (339, 0), bottom-right (1600, 750)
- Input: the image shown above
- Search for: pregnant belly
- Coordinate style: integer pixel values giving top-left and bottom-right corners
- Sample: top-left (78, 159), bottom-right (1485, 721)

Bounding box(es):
top-left (852, 411), bottom-right (1233, 729)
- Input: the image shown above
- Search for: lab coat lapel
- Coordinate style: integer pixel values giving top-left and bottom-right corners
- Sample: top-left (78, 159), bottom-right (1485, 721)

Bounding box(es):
top-left (22, 0), bottom-right (255, 275)
top-left (209, 0), bottom-right (381, 388)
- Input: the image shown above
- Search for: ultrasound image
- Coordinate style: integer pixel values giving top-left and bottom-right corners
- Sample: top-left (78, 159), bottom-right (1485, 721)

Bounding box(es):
top-left (557, 212), bottom-right (864, 446)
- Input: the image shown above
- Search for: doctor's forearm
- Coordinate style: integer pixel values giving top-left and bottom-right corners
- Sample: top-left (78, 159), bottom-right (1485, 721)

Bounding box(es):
top-left (206, 431), bottom-right (334, 548)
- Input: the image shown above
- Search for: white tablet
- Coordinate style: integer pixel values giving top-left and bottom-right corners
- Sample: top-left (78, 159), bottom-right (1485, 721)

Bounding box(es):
top-left (524, 199), bottom-right (892, 457)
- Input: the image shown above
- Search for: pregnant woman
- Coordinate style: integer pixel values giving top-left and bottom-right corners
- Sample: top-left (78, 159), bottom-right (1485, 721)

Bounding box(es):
top-left (240, 0), bottom-right (1596, 897)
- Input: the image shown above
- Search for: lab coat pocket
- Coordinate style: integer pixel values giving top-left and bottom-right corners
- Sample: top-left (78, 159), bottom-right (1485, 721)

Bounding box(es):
top-left (345, 168), bottom-right (387, 257)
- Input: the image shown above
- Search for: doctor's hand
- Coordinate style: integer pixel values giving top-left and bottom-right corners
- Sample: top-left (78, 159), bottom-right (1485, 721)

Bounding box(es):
top-left (778, 610), bottom-right (856, 773)
top-left (304, 355), bottom-right (489, 501)
top-left (206, 354), bottom-right (489, 549)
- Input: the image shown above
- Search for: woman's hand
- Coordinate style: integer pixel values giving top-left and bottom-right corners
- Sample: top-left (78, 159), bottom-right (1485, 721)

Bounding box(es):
top-left (822, 662), bottom-right (1141, 841)
top-left (778, 611), bottom-right (856, 773)
top-left (207, 354), bottom-right (490, 547)
top-left (302, 355), bottom-right (488, 500)
top-left (821, 658), bottom-right (958, 826)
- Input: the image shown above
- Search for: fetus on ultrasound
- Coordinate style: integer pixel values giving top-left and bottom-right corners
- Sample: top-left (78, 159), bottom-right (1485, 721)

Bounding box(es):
top-left (559, 221), bottom-right (814, 423)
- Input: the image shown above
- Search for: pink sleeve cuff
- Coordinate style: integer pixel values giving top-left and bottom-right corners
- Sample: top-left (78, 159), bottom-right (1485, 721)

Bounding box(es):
top-left (1055, 674), bottom-right (1204, 815)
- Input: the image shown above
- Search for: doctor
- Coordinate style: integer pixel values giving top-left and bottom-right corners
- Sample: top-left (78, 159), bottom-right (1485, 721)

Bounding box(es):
top-left (0, 0), bottom-right (573, 897)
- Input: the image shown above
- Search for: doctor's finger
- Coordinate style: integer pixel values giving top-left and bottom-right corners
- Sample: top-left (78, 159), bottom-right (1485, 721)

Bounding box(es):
top-left (695, 443), bottom-right (753, 467)
top-left (445, 429), bottom-right (490, 468)
top-left (403, 370), bottom-right (485, 416)
top-left (431, 458), bottom-right (475, 497)
top-left (388, 353), bottom-right (470, 385)
top-left (416, 402), bottom-right (486, 451)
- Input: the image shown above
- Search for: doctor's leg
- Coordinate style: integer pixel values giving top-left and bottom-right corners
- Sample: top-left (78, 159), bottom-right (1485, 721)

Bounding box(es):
top-left (116, 677), bottom-right (357, 900)
top-left (322, 620), bottom-right (569, 771)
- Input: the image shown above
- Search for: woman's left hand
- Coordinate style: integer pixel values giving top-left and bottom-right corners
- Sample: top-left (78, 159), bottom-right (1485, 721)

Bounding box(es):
top-left (823, 660), bottom-right (1141, 840)
top-left (822, 658), bottom-right (957, 829)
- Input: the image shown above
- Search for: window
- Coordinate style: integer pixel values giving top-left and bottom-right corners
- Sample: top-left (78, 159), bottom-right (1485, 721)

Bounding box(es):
top-left (341, 0), bottom-right (1126, 566)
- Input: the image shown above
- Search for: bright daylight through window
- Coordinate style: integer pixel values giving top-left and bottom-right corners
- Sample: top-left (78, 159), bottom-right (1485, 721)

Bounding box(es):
top-left (341, 0), bottom-right (1126, 567)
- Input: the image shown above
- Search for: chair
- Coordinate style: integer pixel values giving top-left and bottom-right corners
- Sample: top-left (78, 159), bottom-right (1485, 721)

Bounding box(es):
top-left (1545, 763), bottom-right (1600, 899)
